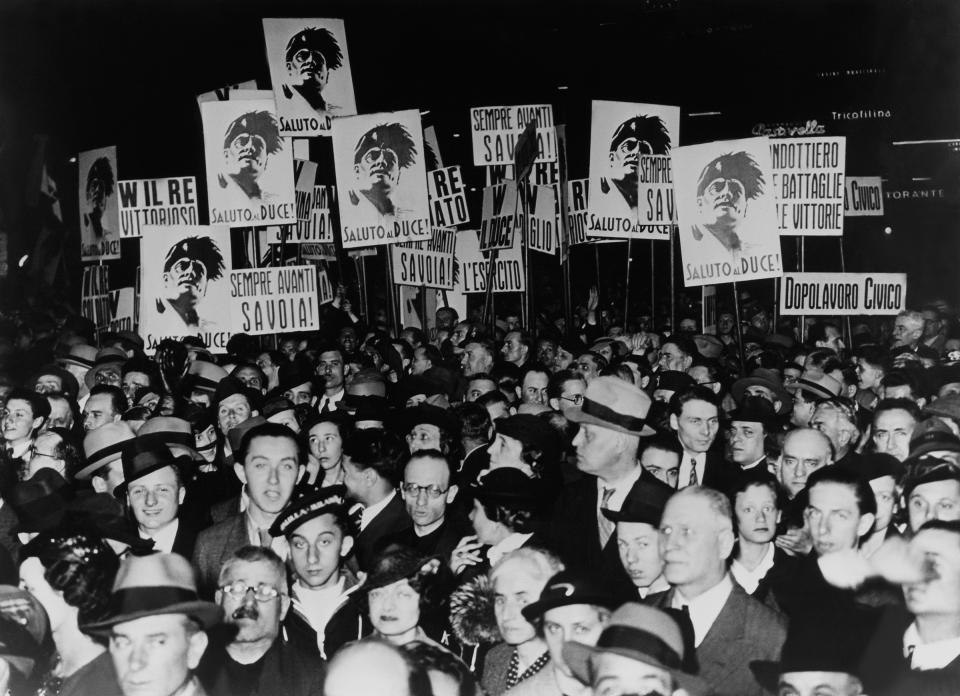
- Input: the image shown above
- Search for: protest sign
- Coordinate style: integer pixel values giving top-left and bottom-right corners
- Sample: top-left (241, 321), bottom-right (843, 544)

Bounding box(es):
top-left (262, 18), bottom-right (357, 136)
top-left (201, 95), bottom-right (296, 228)
top-left (117, 177), bottom-right (199, 238)
top-left (267, 164), bottom-right (337, 245)
top-left (302, 242), bottom-right (337, 262)
top-left (566, 179), bottom-right (591, 247)
top-left (391, 228), bottom-right (457, 290)
top-left (81, 266), bottom-right (110, 332)
top-left (106, 288), bottom-right (135, 333)
top-left (702, 285), bottom-right (717, 335)
top-left (470, 105), bottom-right (557, 166)
top-left (844, 176), bottom-right (884, 216)
top-left (79, 146), bottom-right (121, 261)
top-left (479, 181), bottom-right (518, 252)
top-left (770, 136), bottom-right (846, 235)
top-left (427, 166), bottom-right (469, 227)
top-left (779, 272), bottom-right (906, 315)
top-left (332, 109), bottom-right (431, 248)
top-left (673, 136), bottom-right (783, 287)
top-left (525, 185), bottom-right (557, 255)
top-left (139, 225), bottom-right (233, 353)
top-left (196, 80), bottom-right (258, 104)
top-left (318, 268), bottom-right (334, 304)
top-left (456, 228), bottom-right (525, 294)
top-left (230, 264), bottom-right (320, 335)
top-left (587, 101), bottom-right (680, 241)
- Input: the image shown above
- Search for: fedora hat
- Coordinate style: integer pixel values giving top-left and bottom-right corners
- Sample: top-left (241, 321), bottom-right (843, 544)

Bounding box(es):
top-left (521, 569), bottom-right (616, 621)
top-left (78, 421), bottom-right (136, 480)
top-left (652, 370), bottom-right (696, 394)
top-left (729, 395), bottom-right (778, 429)
top-left (601, 472), bottom-right (675, 527)
top-left (392, 403), bottom-right (460, 438)
top-left (563, 603), bottom-right (707, 696)
top-left (186, 360), bottom-right (228, 393)
top-left (137, 416), bottom-right (203, 461)
top-left (114, 445), bottom-right (181, 498)
top-left (227, 416), bottom-right (268, 454)
top-left (57, 343), bottom-right (98, 370)
top-left (731, 368), bottom-right (791, 414)
top-left (494, 414), bottom-right (561, 465)
top-left (84, 347), bottom-right (129, 390)
top-left (565, 376), bottom-right (656, 436)
top-left (786, 369), bottom-right (842, 401)
top-left (692, 334), bottom-right (724, 359)
top-left (276, 361), bottom-right (319, 395)
top-left (9, 470), bottom-right (74, 534)
top-left (82, 553), bottom-right (222, 636)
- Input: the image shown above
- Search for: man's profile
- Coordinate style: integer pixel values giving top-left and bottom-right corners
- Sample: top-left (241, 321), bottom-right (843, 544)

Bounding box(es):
top-left (155, 236), bottom-right (226, 331)
top-left (692, 151), bottom-right (765, 254)
top-left (84, 157), bottom-right (115, 238)
top-left (281, 27), bottom-right (344, 113)
top-left (218, 110), bottom-right (283, 203)
top-left (348, 123), bottom-right (417, 217)
top-left (600, 115), bottom-right (670, 217)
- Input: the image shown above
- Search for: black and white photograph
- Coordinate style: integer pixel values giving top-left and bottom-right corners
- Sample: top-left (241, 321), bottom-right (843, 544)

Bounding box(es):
top-left (78, 145), bottom-right (121, 261)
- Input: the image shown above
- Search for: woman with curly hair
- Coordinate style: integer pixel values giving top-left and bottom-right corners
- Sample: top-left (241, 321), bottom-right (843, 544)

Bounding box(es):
top-left (17, 529), bottom-right (120, 696)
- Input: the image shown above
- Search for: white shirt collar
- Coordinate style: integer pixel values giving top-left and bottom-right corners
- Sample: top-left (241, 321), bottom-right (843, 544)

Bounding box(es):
top-left (139, 518), bottom-right (180, 554)
top-left (361, 490), bottom-right (396, 531)
top-left (903, 622), bottom-right (960, 670)
top-left (671, 574), bottom-right (734, 646)
top-left (487, 532), bottom-right (533, 566)
top-left (319, 388), bottom-right (345, 409)
top-left (9, 439), bottom-right (32, 459)
top-left (730, 543), bottom-right (776, 595)
top-left (638, 575), bottom-right (671, 599)
top-left (596, 464), bottom-right (643, 512)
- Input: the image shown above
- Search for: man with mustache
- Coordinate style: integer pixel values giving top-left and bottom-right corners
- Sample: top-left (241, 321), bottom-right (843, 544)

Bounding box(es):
top-left (692, 151), bottom-right (765, 256)
top-left (281, 27), bottom-right (344, 115)
top-left (348, 122), bottom-right (417, 217)
top-left (197, 546), bottom-right (322, 696)
top-left (218, 110), bottom-right (283, 203)
top-left (599, 115), bottom-right (671, 220)
top-left (156, 236), bottom-right (226, 331)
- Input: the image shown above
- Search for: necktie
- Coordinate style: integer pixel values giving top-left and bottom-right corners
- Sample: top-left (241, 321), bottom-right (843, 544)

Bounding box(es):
top-left (688, 458), bottom-right (699, 487)
top-left (598, 487), bottom-right (616, 547)
top-left (319, 398), bottom-right (330, 415)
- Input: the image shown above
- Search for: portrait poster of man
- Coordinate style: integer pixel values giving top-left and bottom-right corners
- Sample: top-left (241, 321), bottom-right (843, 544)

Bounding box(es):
top-left (673, 136), bottom-right (783, 288)
top-left (138, 225), bottom-right (233, 354)
top-left (263, 18), bottom-right (357, 137)
top-left (332, 109), bottom-right (431, 249)
top-left (200, 94), bottom-right (297, 228)
top-left (587, 100), bottom-right (679, 241)
top-left (78, 145), bottom-right (121, 261)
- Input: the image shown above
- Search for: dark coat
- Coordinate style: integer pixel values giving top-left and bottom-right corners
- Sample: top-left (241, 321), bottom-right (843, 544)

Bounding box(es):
top-left (192, 514), bottom-right (248, 598)
top-left (380, 516), bottom-right (469, 562)
top-left (0, 501), bottom-right (21, 562)
top-left (282, 569), bottom-right (370, 659)
top-left (480, 642), bottom-right (514, 696)
top-left (197, 632), bottom-right (324, 696)
top-left (354, 493), bottom-right (412, 573)
top-left (655, 582), bottom-right (787, 696)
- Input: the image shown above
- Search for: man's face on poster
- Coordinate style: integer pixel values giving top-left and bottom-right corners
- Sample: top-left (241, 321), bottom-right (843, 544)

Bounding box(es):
top-left (354, 145), bottom-right (399, 193)
top-left (224, 131), bottom-right (267, 180)
top-left (698, 176), bottom-right (747, 228)
top-left (87, 176), bottom-right (107, 212)
top-left (608, 137), bottom-right (646, 183)
top-left (286, 48), bottom-right (329, 90)
top-left (162, 256), bottom-right (208, 306)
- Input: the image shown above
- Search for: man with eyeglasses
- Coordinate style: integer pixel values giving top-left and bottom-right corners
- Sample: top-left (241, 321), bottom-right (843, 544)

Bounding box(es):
top-left (218, 110), bottom-right (283, 205)
top-left (547, 370), bottom-right (587, 417)
top-left (349, 122), bottom-right (417, 218)
top-left (281, 26), bottom-right (344, 114)
top-left (198, 546), bottom-right (322, 696)
top-left (600, 115), bottom-right (671, 220)
top-left (156, 235), bottom-right (226, 332)
top-left (384, 449), bottom-right (466, 562)
top-left (692, 151), bottom-right (765, 258)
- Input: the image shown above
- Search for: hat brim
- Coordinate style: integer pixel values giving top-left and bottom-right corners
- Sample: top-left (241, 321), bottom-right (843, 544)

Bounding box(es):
top-left (82, 602), bottom-right (223, 637)
top-left (600, 506), bottom-right (660, 526)
top-left (564, 642), bottom-right (709, 696)
top-left (565, 408), bottom-right (656, 437)
top-left (361, 555), bottom-right (443, 594)
top-left (74, 452), bottom-right (120, 481)
top-left (521, 593), bottom-right (617, 621)
top-left (84, 361), bottom-right (125, 390)
top-left (732, 378), bottom-right (791, 415)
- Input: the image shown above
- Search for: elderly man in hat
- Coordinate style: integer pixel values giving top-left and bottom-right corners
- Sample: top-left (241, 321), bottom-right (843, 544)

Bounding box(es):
top-left (349, 122), bottom-right (418, 217)
top-left (600, 115), bottom-right (671, 219)
top-left (219, 110), bottom-right (283, 204)
top-left (692, 150), bottom-right (765, 256)
top-left (156, 235), bottom-right (226, 332)
top-left (550, 376), bottom-right (659, 601)
top-left (281, 26), bottom-right (344, 113)
top-left (81, 553), bottom-right (223, 696)
top-left (563, 603), bottom-right (707, 696)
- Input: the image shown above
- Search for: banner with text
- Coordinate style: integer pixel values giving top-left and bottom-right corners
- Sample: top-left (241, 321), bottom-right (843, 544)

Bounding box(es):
top-left (230, 265), bottom-right (321, 335)
top-left (470, 105), bottom-right (557, 166)
top-left (79, 146), bottom-right (121, 261)
top-left (106, 288), bottom-right (135, 333)
top-left (479, 181), bottom-right (518, 252)
top-left (456, 228), bottom-right (524, 294)
top-left (779, 272), bottom-right (906, 315)
top-left (118, 177), bottom-right (199, 238)
top-left (844, 176), bottom-right (884, 216)
top-left (525, 185), bottom-right (557, 255)
top-left (566, 179), bottom-right (591, 247)
top-left (81, 266), bottom-right (111, 332)
top-left (771, 136), bottom-right (846, 235)
top-left (427, 166), bottom-right (470, 227)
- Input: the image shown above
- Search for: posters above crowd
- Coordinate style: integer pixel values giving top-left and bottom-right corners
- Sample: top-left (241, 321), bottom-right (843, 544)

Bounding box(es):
top-left (332, 109), bottom-right (431, 248)
top-left (106, 287), bottom-right (136, 333)
top-left (79, 145), bottom-right (121, 261)
top-left (81, 265), bottom-right (110, 332)
top-left (779, 272), bottom-right (906, 315)
top-left (196, 79), bottom-right (258, 104)
top-left (117, 176), bottom-right (199, 238)
top-left (456, 228), bottom-right (525, 294)
top-left (390, 227), bottom-right (457, 290)
top-left (301, 241), bottom-right (337, 262)
top-left (770, 136), bottom-right (846, 235)
top-left (230, 264), bottom-right (321, 335)
top-left (524, 184), bottom-right (557, 255)
top-left (566, 178), bottom-right (591, 247)
top-left (138, 225), bottom-right (233, 353)
top-left (673, 136), bottom-right (783, 287)
top-left (262, 18), bottom-right (357, 136)
top-left (427, 166), bottom-right (470, 227)
top-left (318, 267), bottom-right (334, 304)
top-left (478, 181), bottom-right (518, 252)
top-left (200, 94), bottom-right (297, 228)
top-left (844, 176), bottom-right (885, 216)
top-left (470, 104), bottom-right (557, 166)
top-left (587, 100), bottom-right (680, 241)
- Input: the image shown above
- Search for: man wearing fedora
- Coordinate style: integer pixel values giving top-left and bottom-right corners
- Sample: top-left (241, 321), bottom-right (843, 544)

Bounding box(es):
top-left (81, 553), bottom-right (223, 696)
top-left (562, 603), bottom-right (707, 696)
top-left (79, 421), bottom-right (136, 496)
top-left (550, 376), bottom-right (659, 602)
top-left (511, 569), bottom-right (617, 696)
top-left (654, 485), bottom-right (786, 696)
top-left (277, 361), bottom-right (320, 408)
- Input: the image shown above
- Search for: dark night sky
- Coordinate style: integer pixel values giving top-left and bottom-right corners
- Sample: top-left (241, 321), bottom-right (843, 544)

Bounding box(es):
top-left (1, 0), bottom-right (958, 310)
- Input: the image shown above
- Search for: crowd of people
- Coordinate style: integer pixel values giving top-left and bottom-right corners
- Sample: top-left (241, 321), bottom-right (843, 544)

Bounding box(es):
top-left (1, 294), bottom-right (960, 696)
